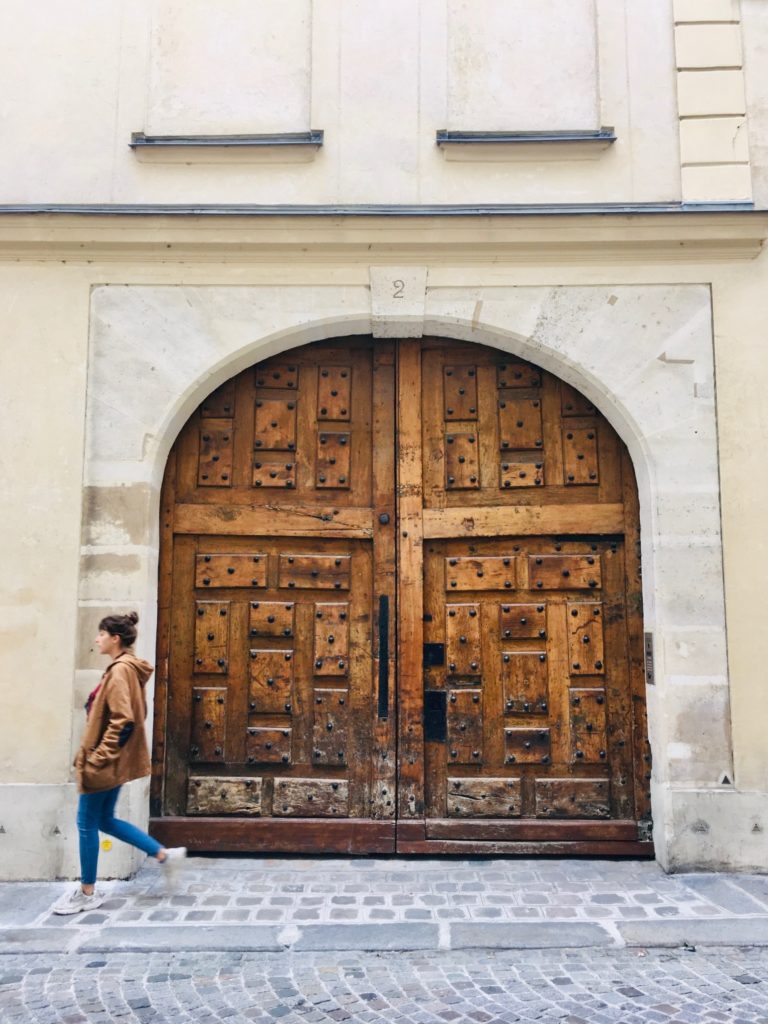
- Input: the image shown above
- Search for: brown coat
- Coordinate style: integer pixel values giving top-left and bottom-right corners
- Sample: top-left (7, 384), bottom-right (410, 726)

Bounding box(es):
top-left (74, 650), bottom-right (153, 794)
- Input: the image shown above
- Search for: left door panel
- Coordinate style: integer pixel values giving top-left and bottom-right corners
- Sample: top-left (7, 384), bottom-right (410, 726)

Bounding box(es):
top-left (152, 339), bottom-right (396, 853)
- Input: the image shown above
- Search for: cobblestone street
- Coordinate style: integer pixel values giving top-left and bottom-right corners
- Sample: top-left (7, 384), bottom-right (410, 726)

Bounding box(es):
top-left (2, 859), bottom-right (768, 1021)
top-left (1, 947), bottom-right (767, 1023)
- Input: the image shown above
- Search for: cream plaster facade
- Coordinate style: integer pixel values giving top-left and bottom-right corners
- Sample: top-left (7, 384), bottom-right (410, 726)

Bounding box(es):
top-left (0, 1), bottom-right (767, 878)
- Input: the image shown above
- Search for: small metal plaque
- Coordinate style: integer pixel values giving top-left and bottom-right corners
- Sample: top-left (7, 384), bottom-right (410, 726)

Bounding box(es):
top-left (423, 643), bottom-right (445, 668)
top-left (424, 690), bottom-right (447, 742)
top-left (644, 632), bottom-right (655, 685)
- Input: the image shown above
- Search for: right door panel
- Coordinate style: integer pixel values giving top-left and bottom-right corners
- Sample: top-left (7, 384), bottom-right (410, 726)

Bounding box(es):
top-left (416, 340), bottom-right (650, 846)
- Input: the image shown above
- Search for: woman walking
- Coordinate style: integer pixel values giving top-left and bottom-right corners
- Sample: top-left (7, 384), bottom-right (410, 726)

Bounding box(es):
top-left (54, 612), bottom-right (185, 914)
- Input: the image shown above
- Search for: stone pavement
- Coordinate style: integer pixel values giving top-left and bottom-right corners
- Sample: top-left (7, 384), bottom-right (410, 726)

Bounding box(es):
top-left (2, 858), bottom-right (768, 954)
top-left (1, 948), bottom-right (767, 1023)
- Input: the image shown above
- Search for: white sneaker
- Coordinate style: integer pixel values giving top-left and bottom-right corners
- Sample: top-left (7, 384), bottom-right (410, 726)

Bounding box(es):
top-left (52, 887), bottom-right (104, 915)
top-left (160, 846), bottom-right (187, 891)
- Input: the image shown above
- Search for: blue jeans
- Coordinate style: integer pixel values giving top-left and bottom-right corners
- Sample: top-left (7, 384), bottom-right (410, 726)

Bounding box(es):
top-left (77, 785), bottom-right (162, 885)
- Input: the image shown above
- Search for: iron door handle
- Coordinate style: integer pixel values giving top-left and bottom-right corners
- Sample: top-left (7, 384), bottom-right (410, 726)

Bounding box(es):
top-left (377, 594), bottom-right (389, 720)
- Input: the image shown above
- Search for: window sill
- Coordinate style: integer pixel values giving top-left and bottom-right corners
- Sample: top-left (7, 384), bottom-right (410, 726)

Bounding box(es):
top-left (436, 129), bottom-right (616, 162)
top-left (129, 131), bottom-right (324, 164)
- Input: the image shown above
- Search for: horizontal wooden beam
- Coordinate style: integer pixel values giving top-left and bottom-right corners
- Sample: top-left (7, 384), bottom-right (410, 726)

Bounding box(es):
top-left (397, 838), bottom-right (654, 856)
top-left (425, 819), bottom-right (638, 842)
top-left (174, 504), bottom-right (374, 538)
top-left (423, 503), bottom-right (625, 539)
top-left (150, 817), bottom-right (395, 854)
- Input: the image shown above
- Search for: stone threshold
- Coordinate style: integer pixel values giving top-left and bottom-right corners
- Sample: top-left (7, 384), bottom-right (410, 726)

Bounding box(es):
top-left (4, 917), bottom-right (768, 955)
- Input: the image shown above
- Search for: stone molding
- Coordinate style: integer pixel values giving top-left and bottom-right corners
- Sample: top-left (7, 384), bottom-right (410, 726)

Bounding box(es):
top-left (674, 0), bottom-right (753, 202)
top-left (76, 281), bottom-right (732, 873)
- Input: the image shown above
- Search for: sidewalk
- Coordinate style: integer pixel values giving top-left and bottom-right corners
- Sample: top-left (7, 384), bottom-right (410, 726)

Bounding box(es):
top-left (2, 857), bottom-right (768, 955)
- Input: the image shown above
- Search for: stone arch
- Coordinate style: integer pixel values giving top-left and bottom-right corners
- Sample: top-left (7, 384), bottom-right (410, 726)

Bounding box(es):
top-left (80, 282), bottom-right (729, 871)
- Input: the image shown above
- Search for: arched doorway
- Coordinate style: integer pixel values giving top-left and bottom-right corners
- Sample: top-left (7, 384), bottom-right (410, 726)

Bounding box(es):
top-left (150, 335), bottom-right (651, 855)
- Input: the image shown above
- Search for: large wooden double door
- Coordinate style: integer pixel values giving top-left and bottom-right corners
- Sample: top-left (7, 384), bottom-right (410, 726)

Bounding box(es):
top-left (151, 337), bottom-right (651, 855)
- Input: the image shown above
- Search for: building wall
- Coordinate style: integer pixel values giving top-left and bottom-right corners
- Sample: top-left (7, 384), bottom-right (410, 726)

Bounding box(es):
top-left (0, 0), bottom-right (683, 204)
top-left (0, 0), bottom-right (767, 878)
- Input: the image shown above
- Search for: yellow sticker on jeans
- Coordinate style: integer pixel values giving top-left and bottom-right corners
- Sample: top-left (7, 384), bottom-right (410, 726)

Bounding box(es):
top-left (101, 839), bottom-right (112, 851)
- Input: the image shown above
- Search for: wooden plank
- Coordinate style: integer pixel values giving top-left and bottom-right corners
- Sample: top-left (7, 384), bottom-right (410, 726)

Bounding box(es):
top-left (370, 341), bottom-right (397, 820)
top-left (397, 339), bottom-right (425, 818)
top-left (397, 838), bottom-right (653, 856)
top-left (425, 818), bottom-right (638, 840)
top-left (395, 820), bottom-right (427, 842)
top-left (149, 818), bottom-right (396, 854)
top-left (175, 503), bottom-right (374, 537)
top-left (621, 447), bottom-right (653, 824)
top-left (150, 446), bottom-right (176, 816)
top-left (423, 504), bottom-right (625, 539)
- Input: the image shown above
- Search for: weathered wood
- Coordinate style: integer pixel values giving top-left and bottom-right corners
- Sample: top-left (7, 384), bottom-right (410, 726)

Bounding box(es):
top-left (277, 554), bottom-right (352, 590)
top-left (156, 339), bottom-right (394, 850)
top-left (418, 344), bottom-right (649, 848)
top-left (445, 555), bottom-right (517, 592)
top-left (195, 553), bottom-right (267, 589)
top-left (174, 504), bottom-right (374, 537)
top-left (621, 447), bottom-right (652, 824)
top-left (446, 778), bottom-right (522, 817)
top-left (150, 446), bottom-right (176, 816)
top-left (423, 504), bottom-right (625, 538)
top-left (398, 838), bottom-right (652, 856)
top-left (150, 818), bottom-right (396, 853)
top-left (187, 776), bottom-right (263, 815)
top-left (534, 778), bottom-right (611, 819)
top-left (397, 339), bottom-right (425, 818)
top-left (424, 818), bottom-right (637, 840)
top-left (273, 778), bottom-right (350, 817)
top-left (156, 337), bottom-right (651, 856)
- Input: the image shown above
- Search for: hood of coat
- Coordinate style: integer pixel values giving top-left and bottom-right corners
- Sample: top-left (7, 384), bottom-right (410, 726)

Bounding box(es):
top-left (111, 649), bottom-right (154, 686)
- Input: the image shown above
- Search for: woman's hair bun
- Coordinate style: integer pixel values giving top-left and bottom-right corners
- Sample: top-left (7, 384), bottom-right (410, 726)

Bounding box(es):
top-left (127, 611), bottom-right (139, 625)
